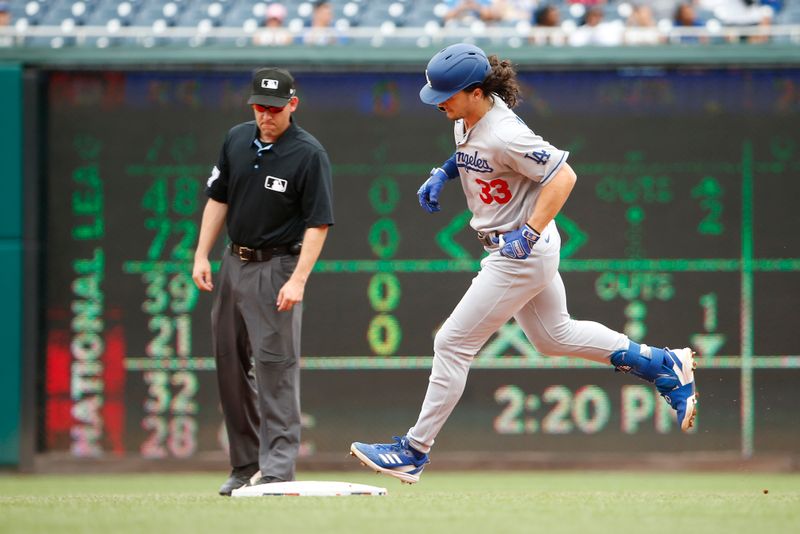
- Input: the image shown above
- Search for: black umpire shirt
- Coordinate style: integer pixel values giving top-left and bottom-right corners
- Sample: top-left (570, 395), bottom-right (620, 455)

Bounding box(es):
top-left (205, 119), bottom-right (334, 248)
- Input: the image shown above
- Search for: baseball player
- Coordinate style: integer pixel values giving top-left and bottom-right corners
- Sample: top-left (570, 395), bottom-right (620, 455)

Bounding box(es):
top-left (350, 43), bottom-right (697, 484)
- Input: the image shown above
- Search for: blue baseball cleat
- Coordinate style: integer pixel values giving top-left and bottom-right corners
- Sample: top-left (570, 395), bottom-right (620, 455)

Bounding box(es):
top-left (611, 344), bottom-right (697, 432)
top-left (350, 436), bottom-right (430, 484)
top-left (655, 347), bottom-right (698, 431)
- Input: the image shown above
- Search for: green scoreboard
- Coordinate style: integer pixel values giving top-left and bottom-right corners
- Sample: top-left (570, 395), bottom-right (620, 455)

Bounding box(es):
top-left (42, 67), bottom-right (800, 462)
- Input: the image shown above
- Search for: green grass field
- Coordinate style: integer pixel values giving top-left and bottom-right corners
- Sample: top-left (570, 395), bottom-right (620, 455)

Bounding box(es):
top-left (1, 471), bottom-right (798, 534)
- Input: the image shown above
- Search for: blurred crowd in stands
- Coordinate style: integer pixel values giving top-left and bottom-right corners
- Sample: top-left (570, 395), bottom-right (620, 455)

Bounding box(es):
top-left (0, 0), bottom-right (794, 48)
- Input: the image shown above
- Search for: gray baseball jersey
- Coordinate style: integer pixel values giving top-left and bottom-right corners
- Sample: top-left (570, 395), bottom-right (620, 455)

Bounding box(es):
top-left (453, 95), bottom-right (568, 234)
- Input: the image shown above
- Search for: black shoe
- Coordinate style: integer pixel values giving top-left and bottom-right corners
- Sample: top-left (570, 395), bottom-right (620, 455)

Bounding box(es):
top-left (251, 475), bottom-right (284, 486)
top-left (218, 463), bottom-right (259, 496)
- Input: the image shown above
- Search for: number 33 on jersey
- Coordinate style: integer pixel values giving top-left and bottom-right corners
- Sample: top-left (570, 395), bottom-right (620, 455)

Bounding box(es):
top-left (475, 178), bottom-right (512, 204)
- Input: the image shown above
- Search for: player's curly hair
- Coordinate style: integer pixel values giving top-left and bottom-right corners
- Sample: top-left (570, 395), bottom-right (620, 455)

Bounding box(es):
top-left (480, 55), bottom-right (521, 109)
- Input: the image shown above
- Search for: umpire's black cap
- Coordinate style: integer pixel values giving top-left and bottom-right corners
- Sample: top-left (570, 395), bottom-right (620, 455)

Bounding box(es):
top-left (247, 68), bottom-right (296, 107)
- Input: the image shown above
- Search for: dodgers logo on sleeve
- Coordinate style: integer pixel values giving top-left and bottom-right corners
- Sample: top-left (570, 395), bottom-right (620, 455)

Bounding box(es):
top-left (524, 149), bottom-right (551, 165)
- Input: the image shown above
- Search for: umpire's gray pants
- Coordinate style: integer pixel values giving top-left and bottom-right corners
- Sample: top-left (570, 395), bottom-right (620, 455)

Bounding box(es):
top-left (211, 251), bottom-right (302, 481)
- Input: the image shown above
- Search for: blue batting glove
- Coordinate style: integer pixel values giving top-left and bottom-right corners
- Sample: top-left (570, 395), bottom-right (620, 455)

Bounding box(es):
top-left (417, 167), bottom-right (450, 213)
top-left (493, 224), bottom-right (541, 259)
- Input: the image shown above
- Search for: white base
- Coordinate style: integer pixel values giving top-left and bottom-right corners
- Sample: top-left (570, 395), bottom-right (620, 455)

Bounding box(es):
top-left (231, 480), bottom-right (388, 497)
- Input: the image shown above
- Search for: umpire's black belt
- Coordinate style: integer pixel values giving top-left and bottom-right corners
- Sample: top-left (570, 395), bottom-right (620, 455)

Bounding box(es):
top-left (231, 243), bottom-right (296, 262)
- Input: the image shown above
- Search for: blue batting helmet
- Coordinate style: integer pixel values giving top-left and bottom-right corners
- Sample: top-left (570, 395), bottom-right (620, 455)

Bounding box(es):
top-left (419, 43), bottom-right (491, 105)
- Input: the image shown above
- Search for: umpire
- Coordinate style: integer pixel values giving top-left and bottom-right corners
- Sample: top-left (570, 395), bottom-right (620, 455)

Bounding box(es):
top-left (192, 67), bottom-right (334, 496)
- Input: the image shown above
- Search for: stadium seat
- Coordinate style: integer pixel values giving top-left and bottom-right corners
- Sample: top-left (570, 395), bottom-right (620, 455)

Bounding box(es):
top-left (85, 5), bottom-right (121, 26)
top-left (132, 7), bottom-right (163, 26)
top-left (176, 4), bottom-right (209, 27)
top-left (39, 1), bottom-right (73, 26)
top-left (405, 6), bottom-right (439, 28)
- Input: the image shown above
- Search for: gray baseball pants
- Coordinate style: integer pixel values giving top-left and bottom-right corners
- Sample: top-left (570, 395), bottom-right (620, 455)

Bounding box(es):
top-left (407, 221), bottom-right (628, 452)
top-left (211, 251), bottom-right (302, 481)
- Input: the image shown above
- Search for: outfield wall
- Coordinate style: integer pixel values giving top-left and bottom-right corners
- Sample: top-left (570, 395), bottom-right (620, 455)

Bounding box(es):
top-left (0, 64), bottom-right (23, 468)
top-left (1, 45), bottom-right (799, 470)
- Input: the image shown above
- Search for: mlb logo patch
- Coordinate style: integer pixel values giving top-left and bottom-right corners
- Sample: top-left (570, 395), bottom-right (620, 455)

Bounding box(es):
top-left (265, 176), bottom-right (287, 192)
top-left (261, 79), bottom-right (280, 89)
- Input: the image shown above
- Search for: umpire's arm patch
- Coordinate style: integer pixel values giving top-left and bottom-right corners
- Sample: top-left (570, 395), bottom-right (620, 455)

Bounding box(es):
top-left (265, 176), bottom-right (288, 192)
